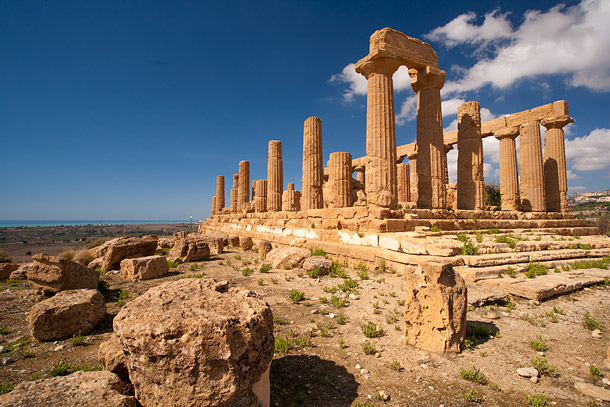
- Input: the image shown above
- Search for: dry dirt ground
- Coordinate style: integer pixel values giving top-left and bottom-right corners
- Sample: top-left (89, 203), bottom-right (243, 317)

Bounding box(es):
top-left (1, 245), bottom-right (609, 406)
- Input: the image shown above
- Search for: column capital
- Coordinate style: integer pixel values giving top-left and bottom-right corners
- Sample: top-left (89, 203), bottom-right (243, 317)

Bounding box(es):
top-left (355, 54), bottom-right (401, 78)
top-left (406, 150), bottom-right (418, 160)
top-left (540, 115), bottom-right (574, 130)
top-left (494, 126), bottom-right (520, 141)
top-left (444, 144), bottom-right (454, 153)
top-left (409, 66), bottom-right (445, 92)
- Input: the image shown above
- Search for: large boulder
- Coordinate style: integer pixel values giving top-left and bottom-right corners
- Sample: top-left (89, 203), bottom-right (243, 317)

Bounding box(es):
top-left (258, 241), bottom-right (272, 259)
top-left (302, 257), bottom-right (333, 275)
top-left (113, 278), bottom-right (274, 407)
top-left (0, 263), bottom-right (19, 280)
top-left (203, 231), bottom-right (228, 254)
top-left (157, 237), bottom-right (174, 249)
top-left (90, 235), bottom-right (158, 271)
top-left (403, 262), bottom-right (467, 353)
top-left (27, 289), bottom-right (106, 341)
top-left (10, 263), bottom-right (32, 280)
top-left (0, 371), bottom-right (136, 407)
top-left (168, 232), bottom-right (210, 263)
top-left (27, 254), bottom-right (98, 294)
top-left (240, 236), bottom-right (253, 251)
top-left (120, 256), bottom-right (168, 281)
top-left (265, 247), bottom-right (310, 269)
top-left (228, 235), bottom-right (240, 247)
top-left (98, 334), bottom-right (129, 381)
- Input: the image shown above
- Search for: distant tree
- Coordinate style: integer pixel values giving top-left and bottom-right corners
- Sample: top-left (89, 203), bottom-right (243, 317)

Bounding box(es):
top-left (0, 249), bottom-right (12, 263)
top-left (485, 181), bottom-right (501, 208)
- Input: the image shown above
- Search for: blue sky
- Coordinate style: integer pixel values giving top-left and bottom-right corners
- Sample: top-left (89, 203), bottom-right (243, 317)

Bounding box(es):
top-left (1, 0), bottom-right (609, 221)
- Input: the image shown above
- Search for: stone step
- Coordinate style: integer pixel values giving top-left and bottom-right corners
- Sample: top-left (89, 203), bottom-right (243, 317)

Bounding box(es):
top-left (474, 268), bottom-right (610, 301)
top-left (456, 256), bottom-right (610, 282)
top-left (460, 248), bottom-right (610, 267)
top-left (466, 283), bottom-right (510, 306)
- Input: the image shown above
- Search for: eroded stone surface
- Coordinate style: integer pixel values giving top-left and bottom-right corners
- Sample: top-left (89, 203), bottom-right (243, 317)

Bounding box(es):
top-left (0, 263), bottom-right (19, 280)
top-left (113, 278), bottom-right (273, 407)
top-left (90, 235), bottom-right (158, 271)
top-left (168, 232), bottom-right (210, 263)
top-left (98, 334), bottom-right (129, 381)
top-left (120, 256), bottom-right (169, 281)
top-left (265, 247), bottom-right (311, 269)
top-left (259, 241), bottom-right (272, 259)
top-left (27, 254), bottom-right (98, 294)
top-left (302, 256), bottom-right (333, 275)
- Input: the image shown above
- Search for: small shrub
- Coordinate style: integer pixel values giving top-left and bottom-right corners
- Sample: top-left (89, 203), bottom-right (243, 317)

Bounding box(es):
top-left (461, 240), bottom-right (479, 255)
top-left (457, 233), bottom-right (468, 243)
top-left (273, 316), bottom-right (289, 326)
top-left (361, 340), bottom-right (376, 355)
top-left (525, 395), bottom-right (548, 407)
top-left (390, 359), bottom-right (401, 371)
top-left (396, 299), bottom-right (405, 306)
top-left (461, 389), bottom-right (482, 403)
top-left (360, 321), bottom-right (383, 338)
top-left (294, 391), bottom-right (307, 403)
top-left (29, 372), bottom-right (40, 381)
top-left (357, 262), bottom-right (367, 272)
top-left (582, 311), bottom-right (603, 330)
top-left (546, 312), bottom-right (558, 323)
top-left (116, 299), bottom-right (125, 307)
top-left (289, 290), bottom-right (305, 304)
top-left (357, 270), bottom-right (369, 280)
top-left (271, 278), bottom-right (278, 284)
top-left (488, 227), bottom-right (500, 234)
top-left (242, 268), bottom-right (251, 276)
top-left (0, 383), bottom-right (13, 395)
top-left (71, 331), bottom-right (87, 346)
top-left (589, 365), bottom-right (602, 382)
top-left (310, 248), bottom-right (326, 257)
top-left (49, 362), bottom-right (72, 377)
top-left (58, 249), bottom-right (76, 261)
top-left (330, 295), bottom-right (348, 308)
top-left (167, 260), bottom-right (179, 268)
top-left (257, 278), bottom-right (263, 286)
top-left (529, 336), bottom-right (547, 352)
top-left (505, 266), bottom-right (517, 278)
top-left (525, 262), bottom-right (548, 278)
top-left (307, 267), bottom-right (320, 279)
top-left (475, 232), bottom-right (483, 243)
top-left (283, 264), bottom-right (292, 270)
top-left (274, 336), bottom-right (312, 354)
top-left (531, 357), bottom-right (558, 377)
top-left (0, 326), bottom-right (8, 335)
top-left (553, 305), bottom-right (565, 315)
top-left (336, 312), bottom-right (347, 325)
top-left (118, 290), bottom-right (128, 299)
top-left (459, 365), bottom-right (488, 385)
top-left (430, 226), bottom-right (441, 232)
top-left (97, 279), bottom-right (109, 293)
top-left (323, 286), bottom-right (337, 294)
top-left (259, 263), bottom-right (271, 273)
top-left (496, 235), bottom-right (516, 249)
top-left (189, 264), bottom-right (197, 271)
top-left (338, 278), bottom-right (358, 292)
top-left (329, 263), bottom-right (347, 278)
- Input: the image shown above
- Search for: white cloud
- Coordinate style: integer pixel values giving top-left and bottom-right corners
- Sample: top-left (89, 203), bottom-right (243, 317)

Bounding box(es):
top-left (443, 119), bottom-right (458, 133)
top-left (483, 136), bottom-right (500, 164)
top-left (567, 169), bottom-right (581, 180)
top-left (441, 98), bottom-right (466, 118)
top-left (425, 10), bottom-right (513, 48)
top-left (565, 128), bottom-right (610, 171)
top-left (329, 63), bottom-right (367, 102)
top-left (447, 148), bottom-right (457, 183)
top-left (429, 0), bottom-right (610, 94)
top-left (569, 185), bottom-right (587, 191)
top-left (396, 94), bottom-right (417, 125)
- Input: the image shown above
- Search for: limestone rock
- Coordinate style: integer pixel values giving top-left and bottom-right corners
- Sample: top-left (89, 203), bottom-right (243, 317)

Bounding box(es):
top-left (517, 367), bottom-right (539, 378)
top-left (574, 382), bottom-right (610, 401)
top-left (606, 345), bottom-right (610, 370)
top-left (157, 237), bottom-right (174, 249)
top-left (259, 241), bottom-right (272, 259)
top-left (265, 247), bottom-right (311, 269)
top-left (98, 334), bottom-right (129, 381)
top-left (10, 263), bottom-right (32, 280)
top-left (0, 263), bottom-right (19, 280)
top-left (27, 289), bottom-right (106, 341)
top-left (404, 262), bottom-right (467, 353)
top-left (113, 278), bottom-right (274, 407)
top-left (27, 254), bottom-right (99, 294)
top-left (91, 235), bottom-right (158, 271)
top-left (240, 236), bottom-right (253, 251)
top-left (302, 257), bottom-right (334, 275)
top-left (168, 232), bottom-right (210, 263)
top-left (88, 257), bottom-right (104, 270)
top-left (0, 371), bottom-right (136, 407)
top-left (204, 231), bottom-right (229, 253)
top-left (120, 256), bottom-right (168, 281)
top-left (228, 236), bottom-right (240, 247)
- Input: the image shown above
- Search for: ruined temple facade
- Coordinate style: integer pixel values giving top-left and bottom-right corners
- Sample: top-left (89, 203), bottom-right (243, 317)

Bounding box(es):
top-left (209, 27), bottom-right (573, 224)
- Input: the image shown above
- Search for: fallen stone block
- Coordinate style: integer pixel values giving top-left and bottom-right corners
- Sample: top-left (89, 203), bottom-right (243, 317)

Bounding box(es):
top-left (168, 231), bottom-right (210, 263)
top-left (120, 256), bottom-right (169, 281)
top-left (90, 235), bottom-right (158, 271)
top-left (265, 247), bottom-right (311, 269)
top-left (0, 263), bottom-right (19, 280)
top-left (27, 254), bottom-right (99, 294)
top-left (302, 256), bottom-right (333, 275)
top-left (240, 236), bottom-right (253, 251)
top-left (98, 334), bottom-right (129, 381)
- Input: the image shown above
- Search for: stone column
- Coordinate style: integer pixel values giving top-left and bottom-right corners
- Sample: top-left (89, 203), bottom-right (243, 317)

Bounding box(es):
top-left (541, 115), bottom-right (573, 213)
top-left (355, 166), bottom-right (365, 185)
top-left (237, 161), bottom-right (250, 211)
top-left (267, 140), bottom-right (283, 212)
top-left (519, 121), bottom-right (546, 212)
top-left (254, 180), bottom-right (267, 212)
top-left (494, 127), bottom-right (520, 211)
top-left (212, 196), bottom-right (217, 215)
top-left (443, 144), bottom-right (453, 185)
top-left (409, 66), bottom-right (446, 209)
top-left (251, 181), bottom-right (256, 200)
top-left (397, 163), bottom-right (411, 203)
top-left (215, 176), bottom-right (225, 212)
top-left (406, 149), bottom-right (418, 204)
top-left (355, 56), bottom-right (401, 208)
top-left (302, 116), bottom-right (324, 210)
top-left (230, 174), bottom-right (238, 212)
top-left (328, 152), bottom-right (352, 208)
top-left (282, 183), bottom-right (301, 212)
top-left (457, 101), bottom-right (485, 210)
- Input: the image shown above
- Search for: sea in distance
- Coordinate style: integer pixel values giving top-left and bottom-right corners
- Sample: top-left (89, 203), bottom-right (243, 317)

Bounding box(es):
top-left (0, 220), bottom-right (190, 228)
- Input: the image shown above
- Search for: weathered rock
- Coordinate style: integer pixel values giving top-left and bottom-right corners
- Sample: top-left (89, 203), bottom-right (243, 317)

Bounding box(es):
top-left (240, 236), bottom-right (253, 251)
top-left (404, 262), bottom-right (467, 353)
top-left (0, 263), bottom-right (19, 280)
top-left (265, 247), bottom-right (311, 269)
top-left (168, 231), bottom-right (210, 263)
top-left (516, 367), bottom-right (539, 378)
top-left (10, 263), bottom-right (32, 280)
top-left (113, 278), bottom-right (274, 407)
top-left (88, 257), bottom-right (104, 270)
top-left (98, 334), bottom-right (129, 381)
top-left (574, 382), bottom-right (610, 401)
top-left (0, 371), bottom-right (136, 407)
top-left (157, 237), bottom-right (174, 249)
top-left (27, 289), bottom-right (106, 341)
top-left (90, 235), bottom-right (158, 271)
top-left (204, 231), bottom-right (229, 253)
top-left (302, 257), bottom-right (334, 275)
top-left (606, 345), bottom-right (610, 370)
top-left (228, 235), bottom-right (240, 247)
top-left (259, 241), bottom-right (272, 259)
top-left (120, 256), bottom-right (168, 281)
top-left (27, 254), bottom-right (99, 294)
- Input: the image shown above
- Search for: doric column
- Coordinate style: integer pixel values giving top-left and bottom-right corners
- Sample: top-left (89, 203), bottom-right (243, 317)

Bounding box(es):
top-left (237, 160), bottom-right (250, 211)
top-left (541, 115), bottom-right (573, 213)
top-left (397, 163), bottom-right (411, 203)
top-left (355, 56), bottom-right (401, 208)
top-left (443, 144), bottom-right (453, 185)
top-left (212, 196), bottom-right (217, 215)
top-left (328, 152), bottom-right (352, 208)
top-left (406, 149), bottom-right (418, 204)
top-left (267, 140), bottom-right (283, 212)
top-left (282, 183), bottom-right (301, 212)
top-left (494, 127), bottom-right (520, 211)
top-left (230, 174), bottom-right (238, 212)
top-left (215, 176), bottom-right (225, 212)
top-left (519, 121), bottom-right (546, 212)
top-left (355, 166), bottom-right (365, 185)
top-left (302, 117), bottom-right (324, 210)
top-left (457, 101), bottom-right (485, 210)
top-left (409, 66), bottom-right (446, 209)
top-left (254, 180), bottom-right (267, 212)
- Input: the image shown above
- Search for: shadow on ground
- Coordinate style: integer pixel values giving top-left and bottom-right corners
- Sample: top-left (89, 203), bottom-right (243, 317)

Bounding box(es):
top-left (271, 354), bottom-right (358, 407)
